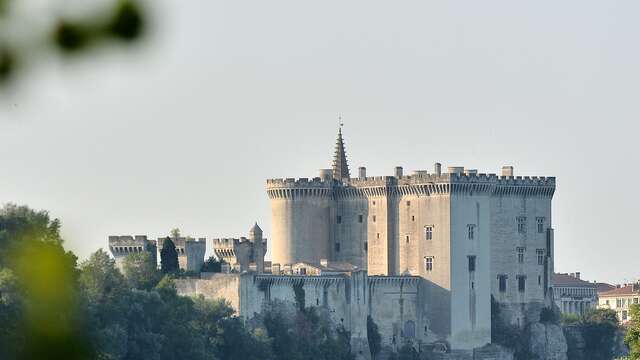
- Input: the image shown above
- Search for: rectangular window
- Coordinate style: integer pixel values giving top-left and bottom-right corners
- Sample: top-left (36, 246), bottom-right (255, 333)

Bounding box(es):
top-left (377, 233), bottom-right (380, 239)
top-left (358, 214), bottom-right (363, 223)
top-left (517, 216), bottom-right (527, 234)
top-left (335, 242), bottom-right (340, 252)
top-left (372, 215), bottom-right (376, 223)
top-left (337, 215), bottom-right (342, 224)
top-left (425, 226), bottom-right (433, 240)
top-left (536, 249), bottom-right (544, 265)
top-left (364, 242), bottom-right (368, 251)
top-left (467, 224), bottom-right (475, 240)
top-left (517, 275), bottom-right (526, 292)
top-left (468, 256), bottom-right (476, 272)
top-left (517, 247), bottom-right (525, 263)
top-left (406, 235), bottom-right (410, 243)
top-left (498, 275), bottom-right (507, 292)
top-left (407, 201), bottom-right (411, 206)
top-left (538, 275), bottom-right (541, 286)
top-left (635, 298), bottom-right (639, 304)
top-left (412, 215), bottom-right (415, 222)
top-left (537, 217), bottom-right (545, 233)
top-left (606, 300), bottom-right (610, 305)
top-left (425, 257), bottom-right (433, 272)
top-left (623, 311), bottom-right (628, 321)
top-left (616, 299), bottom-right (622, 308)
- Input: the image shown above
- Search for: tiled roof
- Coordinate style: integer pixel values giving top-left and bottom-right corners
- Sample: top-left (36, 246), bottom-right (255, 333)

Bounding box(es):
top-left (553, 273), bottom-right (596, 287)
top-left (599, 284), bottom-right (639, 297)
top-left (596, 282), bottom-right (616, 293)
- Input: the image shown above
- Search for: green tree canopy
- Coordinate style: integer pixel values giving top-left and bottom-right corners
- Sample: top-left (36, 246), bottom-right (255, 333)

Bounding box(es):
top-left (123, 251), bottom-right (160, 290)
top-left (160, 237), bottom-right (179, 274)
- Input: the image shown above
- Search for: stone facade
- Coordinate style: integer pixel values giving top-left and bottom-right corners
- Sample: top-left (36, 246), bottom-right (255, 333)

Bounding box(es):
top-left (109, 235), bottom-right (205, 272)
top-left (552, 273), bottom-right (597, 315)
top-left (598, 283), bottom-right (640, 323)
top-left (212, 223), bottom-right (267, 273)
top-left (265, 128), bottom-right (556, 348)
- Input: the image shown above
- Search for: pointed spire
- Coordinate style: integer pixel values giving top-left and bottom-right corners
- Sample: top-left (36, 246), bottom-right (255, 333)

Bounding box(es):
top-left (332, 125), bottom-right (350, 180)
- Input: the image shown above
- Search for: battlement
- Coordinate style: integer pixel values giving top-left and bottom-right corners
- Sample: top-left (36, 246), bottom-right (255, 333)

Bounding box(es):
top-left (157, 237), bottom-right (206, 256)
top-left (108, 235), bottom-right (156, 255)
top-left (212, 237), bottom-right (252, 248)
top-left (266, 177), bottom-right (333, 188)
top-left (269, 166), bottom-right (555, 199)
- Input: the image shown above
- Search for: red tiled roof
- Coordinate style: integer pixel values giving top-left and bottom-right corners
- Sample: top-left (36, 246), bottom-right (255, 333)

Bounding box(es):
top-left (599, 284), bottom-right (639, 297)
top-left (596, 282), bottom-right (616, 293)
top-left (553, 273), bottom-right (596, 287)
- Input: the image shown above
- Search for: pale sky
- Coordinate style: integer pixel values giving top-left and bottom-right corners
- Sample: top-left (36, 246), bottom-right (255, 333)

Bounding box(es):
top-left (1, 0), bottom-right (639, 284)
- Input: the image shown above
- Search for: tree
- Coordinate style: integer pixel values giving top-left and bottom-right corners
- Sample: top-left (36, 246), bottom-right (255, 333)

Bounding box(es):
top-left (170, 228), bottom-right (181, 238)
top-left (1, 0), bottom-right (145, 85)
top-left (579, 308), bottom-right (619, 360)
top-left (201, 256), bottom-right (224, 273)
top-left (626, 304), bottom-right (640, 359)
top-left (160, 237), bottom-right (179, 274)
top-left (122, 251), bottom-right (160, 290)
top-left (0, 203), bottom-right (64, 266)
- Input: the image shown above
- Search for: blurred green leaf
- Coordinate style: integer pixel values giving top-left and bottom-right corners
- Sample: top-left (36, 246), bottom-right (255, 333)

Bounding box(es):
top-left (0, 47), bottom-right (14, 83)
top-left (108, 0), bottom-right (144, 41)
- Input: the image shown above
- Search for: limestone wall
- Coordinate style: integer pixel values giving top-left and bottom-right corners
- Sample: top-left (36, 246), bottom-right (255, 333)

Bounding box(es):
top-left (175, 273), bottom-right (242, 313)
top-left (333, 196), bottom-right (369, 270)
top-left (490, 194), bottom-right (553, 326)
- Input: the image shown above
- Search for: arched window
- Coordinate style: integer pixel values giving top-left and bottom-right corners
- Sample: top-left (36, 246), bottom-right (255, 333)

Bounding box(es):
top-left (404, 320), bottom-right (415, 338)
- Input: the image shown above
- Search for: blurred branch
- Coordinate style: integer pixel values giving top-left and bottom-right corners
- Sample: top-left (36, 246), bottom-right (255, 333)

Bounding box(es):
top-left (1, 0), bottom-right (146, 85)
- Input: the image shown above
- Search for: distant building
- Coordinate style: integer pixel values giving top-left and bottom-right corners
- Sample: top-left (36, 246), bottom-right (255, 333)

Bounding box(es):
top-left (598, 283), bottom-right (640, 323)
top-left (108, 235), bottom-right (157, 271)
top-left (552, 272), bottom-right (597, 315)
top-left (108, 234), bottom-right (206, 272)
top-left (212, 223), bottom-right (267, 273)
top-left (595, 282), bottom-right (616, 294)
top-left (157, 236), bottom-right (206, 272)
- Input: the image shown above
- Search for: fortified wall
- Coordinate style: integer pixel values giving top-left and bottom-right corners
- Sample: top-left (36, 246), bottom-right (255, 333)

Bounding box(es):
top-left (175, 271), bottom-right (441, 357)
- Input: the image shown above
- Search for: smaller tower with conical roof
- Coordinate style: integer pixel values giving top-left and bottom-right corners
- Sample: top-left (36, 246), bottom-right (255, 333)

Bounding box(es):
top-left (248, 222), bottom-right (266, 273)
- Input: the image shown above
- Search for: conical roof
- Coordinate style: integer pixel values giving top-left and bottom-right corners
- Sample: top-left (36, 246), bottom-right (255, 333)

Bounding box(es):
top-left (249, 222), bottom-right (262, 235)
top-left (332, 127), bottom-right (350, 180)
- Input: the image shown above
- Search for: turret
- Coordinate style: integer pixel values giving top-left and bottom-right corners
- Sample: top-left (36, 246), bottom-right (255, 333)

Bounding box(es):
top-left (249, 222), bottom-right (266, 273)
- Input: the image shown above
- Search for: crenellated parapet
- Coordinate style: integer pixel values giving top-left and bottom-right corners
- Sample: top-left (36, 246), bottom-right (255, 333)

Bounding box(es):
top-left (266, 177), bottom-right (333, 199)
top-left (328, 172), bottom-right (556, 199)
top-left (212, 223), bottom-right (268, 273)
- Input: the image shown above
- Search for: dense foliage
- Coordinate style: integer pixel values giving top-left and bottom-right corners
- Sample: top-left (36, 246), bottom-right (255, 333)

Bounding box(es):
top-left (201, 256), bottom-right (224, 273)
top-left (0, 203), bottom-right (360, 360)
top-left (562, 308), bottom-right (620, 360)
top-left (625, 304), bottom-right (640, 359)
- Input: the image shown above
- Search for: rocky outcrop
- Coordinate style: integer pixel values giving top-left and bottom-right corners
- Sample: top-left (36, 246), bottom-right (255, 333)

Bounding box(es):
top-left (527, 323), bottom-right (568, 360)
top-left (563, 325), bottom-right (586, 360)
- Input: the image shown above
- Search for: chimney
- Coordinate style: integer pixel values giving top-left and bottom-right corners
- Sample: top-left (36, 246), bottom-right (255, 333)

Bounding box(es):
top-left (358, 167), bottom-right (367, 179)
top-left (395, 166), bottom-right (403, 178)
top-left (434, 163), bottom-right (442, 176)
top-left (575, 272), bottom-right (581, 280)
top-left (502, 166), bottom-right (514, 177)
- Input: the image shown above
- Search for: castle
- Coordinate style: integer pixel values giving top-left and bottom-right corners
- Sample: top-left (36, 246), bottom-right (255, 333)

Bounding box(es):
top-left (109, 127), bottom-right (557, 357)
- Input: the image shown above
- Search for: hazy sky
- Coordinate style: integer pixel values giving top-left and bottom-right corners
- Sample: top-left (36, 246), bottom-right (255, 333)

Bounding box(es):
top-left (2, 1), bottom-right (639, 284)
